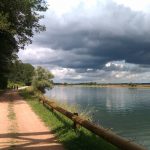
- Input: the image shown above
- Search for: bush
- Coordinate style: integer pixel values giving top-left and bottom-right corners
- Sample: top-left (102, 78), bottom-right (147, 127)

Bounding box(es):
top-left (32, 66), bottom-right (54, 93)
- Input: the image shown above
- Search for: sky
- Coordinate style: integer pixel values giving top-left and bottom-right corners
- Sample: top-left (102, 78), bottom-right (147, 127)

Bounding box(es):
top-left (19, 0), bottom-right (150, 83)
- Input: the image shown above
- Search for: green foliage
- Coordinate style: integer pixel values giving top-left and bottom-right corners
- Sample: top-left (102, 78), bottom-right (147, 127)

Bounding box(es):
top-left (0, 30), bottom-right (18, 89)
top-left (0, 76), bottom-right (8, 89)
top-left (0, 0), bottom-right (47, 89)
top-left (128, 83), bottom-right (137, 88)
top-left (0, 13), bottom-right (10, 31)
top-left (9, 60), bottom-right (34, 86)
top-left (0, 0), bottom-right (47, 48)
top-left (32, 66), bottom-right (54, 93)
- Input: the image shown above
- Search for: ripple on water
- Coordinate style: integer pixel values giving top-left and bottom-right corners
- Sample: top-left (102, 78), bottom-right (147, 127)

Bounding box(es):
top-left (45, 86), bottom-right (150, 149)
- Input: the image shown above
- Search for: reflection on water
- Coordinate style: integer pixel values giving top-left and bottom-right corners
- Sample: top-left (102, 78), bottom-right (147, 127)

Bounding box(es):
top-left (105, 88), bottom-right (139, 112)
top-left (45, 86), bottom-right (150, 149)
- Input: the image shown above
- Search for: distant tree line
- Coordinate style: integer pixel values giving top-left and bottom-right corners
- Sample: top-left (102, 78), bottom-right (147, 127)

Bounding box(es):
top-left (54, 82), bottom-right (98, 86)
top-left (54, 82), bottom-right (143, 86)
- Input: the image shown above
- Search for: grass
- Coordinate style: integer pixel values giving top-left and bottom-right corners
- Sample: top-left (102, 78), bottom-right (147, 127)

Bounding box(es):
top-left (7, 101), bottom-right (16, 120)
top-left (45, 97), bottom-right (93, 121)
top-left (20, 88), bottom-right (118, 150)
top-left (6, 92), bottom-right (18, 149)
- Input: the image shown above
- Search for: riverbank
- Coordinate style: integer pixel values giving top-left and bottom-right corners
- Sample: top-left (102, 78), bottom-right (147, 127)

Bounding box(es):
top-left (56, 84), bottom-right (150, 89)
top-left (20, 88), bottom-right (118, 150)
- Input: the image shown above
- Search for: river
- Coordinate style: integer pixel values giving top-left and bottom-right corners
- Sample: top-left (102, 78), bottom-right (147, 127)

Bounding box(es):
top-left (45, 86), bottom-right (150, 149)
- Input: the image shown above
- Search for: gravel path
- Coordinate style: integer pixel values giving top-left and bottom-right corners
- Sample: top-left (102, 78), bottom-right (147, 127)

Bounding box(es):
top-left (0, 91), bottom-right (64, 150)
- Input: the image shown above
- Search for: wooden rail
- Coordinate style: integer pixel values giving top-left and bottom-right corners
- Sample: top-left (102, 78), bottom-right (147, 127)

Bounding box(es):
top-left (39, 96), bottom-right (147, 150)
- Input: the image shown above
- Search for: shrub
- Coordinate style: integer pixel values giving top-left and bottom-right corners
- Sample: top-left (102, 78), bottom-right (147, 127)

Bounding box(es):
top-left (32, 66), bottom-right (54, 93)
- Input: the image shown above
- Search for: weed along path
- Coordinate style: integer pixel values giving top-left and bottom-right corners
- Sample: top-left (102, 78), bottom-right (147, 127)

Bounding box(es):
top-left (0, 90), bottom-right (65, 150)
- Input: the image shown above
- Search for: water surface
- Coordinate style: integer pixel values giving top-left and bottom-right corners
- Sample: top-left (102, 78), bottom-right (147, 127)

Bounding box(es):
top-left (45, 86), bottom-right (150, 149)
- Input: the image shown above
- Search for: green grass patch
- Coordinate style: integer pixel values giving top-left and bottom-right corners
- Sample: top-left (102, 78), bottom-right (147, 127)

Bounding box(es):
top-left (7, 102), bottom-right (16, 120)
top-left (20, 89), bottom-right (118, 150)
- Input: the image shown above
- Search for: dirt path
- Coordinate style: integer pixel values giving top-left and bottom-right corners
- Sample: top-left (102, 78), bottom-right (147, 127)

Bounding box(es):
top-left (0, 91), bottom-right (11, 149)
top-left (0, 91), bottom-right (65, 150)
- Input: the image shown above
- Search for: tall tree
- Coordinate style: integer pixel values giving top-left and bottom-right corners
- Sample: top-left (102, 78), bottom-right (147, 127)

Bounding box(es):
top-left (0, 30), bottom-right (17, 88)
top-left (9, 61), bottom-right (34, 86)
top-left (0, 0), bottom-right (47, 88)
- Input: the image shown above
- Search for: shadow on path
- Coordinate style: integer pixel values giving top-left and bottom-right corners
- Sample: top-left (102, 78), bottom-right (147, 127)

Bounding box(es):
top-left (0, 131), bottom-right (63, 150)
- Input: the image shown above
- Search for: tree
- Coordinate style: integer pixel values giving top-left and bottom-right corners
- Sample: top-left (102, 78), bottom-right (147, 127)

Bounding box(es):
top-left (22, 63), bottom-right (35, 85)
top-left (0, 0), bottom-right (47, 48)
top-left (32, 66), bottom-right (54, 93)
top-left (0, 0), bottom-right (47, 88)
top-left (0, 30), bottom-right (18, 88)
top-left (9, 61), bottom-right (34, 86)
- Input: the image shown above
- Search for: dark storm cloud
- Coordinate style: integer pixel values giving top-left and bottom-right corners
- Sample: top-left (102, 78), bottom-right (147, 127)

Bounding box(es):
top-left (41, 52), bottom-right (104, 69)
top-left (31, 0), bottom-right (150, 70)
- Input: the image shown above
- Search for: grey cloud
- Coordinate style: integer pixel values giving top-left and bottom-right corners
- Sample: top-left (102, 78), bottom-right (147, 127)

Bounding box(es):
top-left (32, 1), bottom-right (150, 69)
top-left (19, 0), bottom-right (150, 83)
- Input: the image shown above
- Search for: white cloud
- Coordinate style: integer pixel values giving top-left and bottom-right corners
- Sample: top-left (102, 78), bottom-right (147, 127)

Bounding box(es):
top-left (18, 47), bottom-right (55, 62)
top-left (51, 67), bottom-right (83, 82)
top-left (87, 68), bottom-right (93, 71)
top-left (113, 0), bottom-right (150, 13)
top-left (47, 0), bottom-right (150, 17)
top-left (47, 0), bottom-right (108, 16)
top-left (50, 61), bottom-right (150, 83)
top-left (105, 60), bottom-right (126, 69)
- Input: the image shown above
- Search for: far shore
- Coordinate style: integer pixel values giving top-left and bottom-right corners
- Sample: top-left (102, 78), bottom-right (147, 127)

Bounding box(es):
top-left (54, 84), bottom-right (150, 89)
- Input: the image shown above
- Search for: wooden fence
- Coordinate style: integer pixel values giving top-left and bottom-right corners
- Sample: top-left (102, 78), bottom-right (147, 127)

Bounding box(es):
top-left (39, 96), bottom-right (147, 150)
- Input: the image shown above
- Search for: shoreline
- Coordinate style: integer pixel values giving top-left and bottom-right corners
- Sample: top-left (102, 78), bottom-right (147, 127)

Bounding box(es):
top-left (54, 84), bottom-right (150, 89)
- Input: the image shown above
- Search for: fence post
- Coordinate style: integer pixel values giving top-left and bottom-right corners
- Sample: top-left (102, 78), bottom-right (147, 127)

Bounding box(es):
top-left (73, 113), bottom-right (79, 129)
